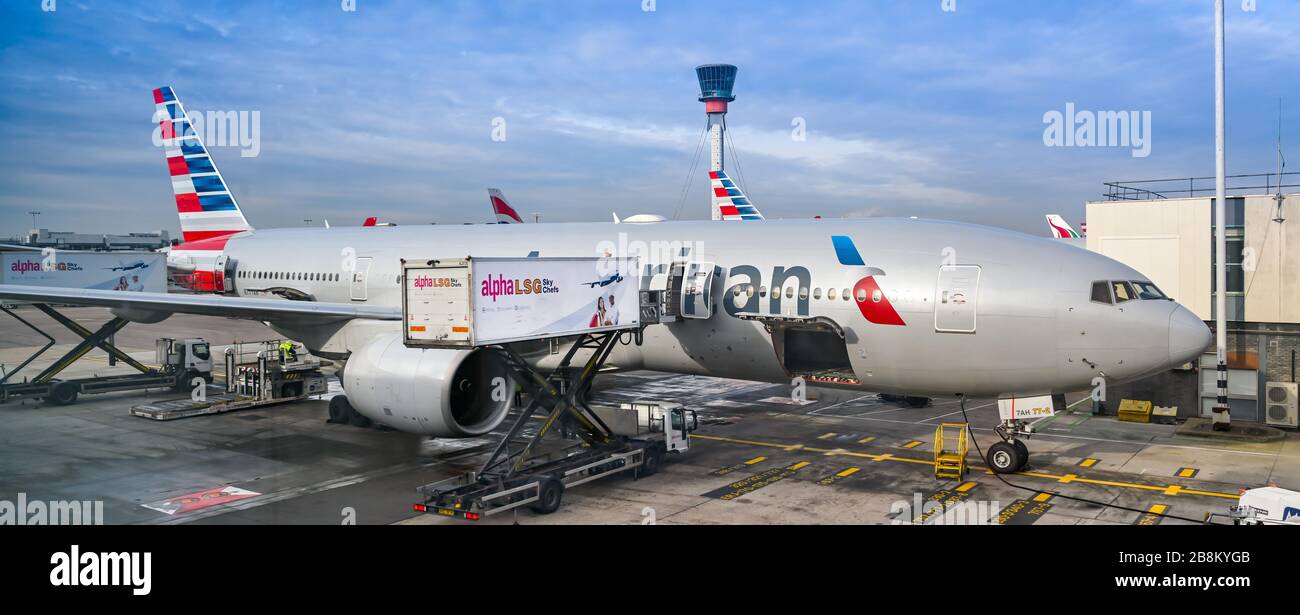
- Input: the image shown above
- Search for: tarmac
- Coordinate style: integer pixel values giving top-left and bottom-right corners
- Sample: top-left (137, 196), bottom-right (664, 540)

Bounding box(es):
top-left (3, 306), bottom-right (1298, 525)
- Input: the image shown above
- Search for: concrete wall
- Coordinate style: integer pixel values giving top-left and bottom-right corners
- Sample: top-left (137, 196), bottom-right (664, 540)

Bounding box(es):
top-left (1086, 197), bottom-right (1213, 317)
top-left (1086, 193), bottom-right (1297, 323)
top-left (1243, 195), bottom-right (1300, 323)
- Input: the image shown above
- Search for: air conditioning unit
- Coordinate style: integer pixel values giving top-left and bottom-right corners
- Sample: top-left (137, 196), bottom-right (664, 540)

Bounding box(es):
top-left (1264, 382), bottom-right (1298, 428)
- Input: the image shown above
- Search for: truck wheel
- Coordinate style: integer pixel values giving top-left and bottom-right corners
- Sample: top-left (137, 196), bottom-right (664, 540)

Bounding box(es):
top-left (530, 479), bottom-right (564, 514)
top-left (986, 441), bottom-right (1023, 474)
top-left (45, 382), bottom-right (78, 406)
top-left (328, 396), bottom-right (353, 424)
top-left (173, 369), bottom-right (196, 392)
top-left (638, 446), bottom-right (664, 478)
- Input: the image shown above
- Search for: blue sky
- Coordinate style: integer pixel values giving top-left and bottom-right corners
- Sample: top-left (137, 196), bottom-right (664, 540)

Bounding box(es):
top-left (1, 0), bottom-right (1296, 237)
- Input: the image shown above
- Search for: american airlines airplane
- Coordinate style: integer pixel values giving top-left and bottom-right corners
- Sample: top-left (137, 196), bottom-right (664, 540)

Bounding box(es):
top-left (0, 87), bottom-right (1212, 474)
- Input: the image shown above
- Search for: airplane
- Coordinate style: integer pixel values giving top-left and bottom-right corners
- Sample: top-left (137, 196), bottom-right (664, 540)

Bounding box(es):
top-left (152, 86), bottom-right (253, 292)
top-left (106, 260), bottom-right (151, 272)
top-left (711, 171), bottom-right (764, 220)
top-left (1046, 214), bottom-right (1086, 248)
top-left (584, 273), bottom-right (624, 288)
top-left (488, 188), bottom-right (525, 224)
top-left (0, 87), bottom-right (1213, 476)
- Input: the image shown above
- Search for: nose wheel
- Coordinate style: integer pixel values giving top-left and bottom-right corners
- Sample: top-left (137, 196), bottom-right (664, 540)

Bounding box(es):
top-left (986, 419), bottom-right (1031, 473)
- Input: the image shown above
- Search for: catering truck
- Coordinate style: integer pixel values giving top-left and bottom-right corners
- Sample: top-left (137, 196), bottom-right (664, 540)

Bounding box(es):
top-left (404, 256), bottom-right (702, 519)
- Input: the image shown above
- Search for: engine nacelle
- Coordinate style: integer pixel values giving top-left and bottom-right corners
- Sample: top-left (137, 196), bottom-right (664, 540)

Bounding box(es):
top-left (343, 334), bottom-right (515, 437)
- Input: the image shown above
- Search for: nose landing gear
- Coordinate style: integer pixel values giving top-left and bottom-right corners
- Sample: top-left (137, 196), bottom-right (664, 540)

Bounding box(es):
top-left (986, 431), bottom-right (1030, 474)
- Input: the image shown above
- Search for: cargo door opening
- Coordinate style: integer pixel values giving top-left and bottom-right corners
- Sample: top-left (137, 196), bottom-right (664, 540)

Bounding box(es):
top-left (759, 318), bottom-right (860, 387)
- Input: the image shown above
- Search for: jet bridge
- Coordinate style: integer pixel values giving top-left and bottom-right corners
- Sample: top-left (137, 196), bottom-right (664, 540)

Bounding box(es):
top-left (401, 256), bottom-right (696, 518)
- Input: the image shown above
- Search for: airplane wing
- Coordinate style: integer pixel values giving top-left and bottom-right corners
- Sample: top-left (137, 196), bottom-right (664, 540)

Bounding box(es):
top-left (0, 284), bottom-right (400, 323)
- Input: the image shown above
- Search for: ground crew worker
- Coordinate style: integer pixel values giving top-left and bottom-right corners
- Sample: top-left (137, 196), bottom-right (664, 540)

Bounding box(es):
top-left (279, 340), bottom-right (297, 363)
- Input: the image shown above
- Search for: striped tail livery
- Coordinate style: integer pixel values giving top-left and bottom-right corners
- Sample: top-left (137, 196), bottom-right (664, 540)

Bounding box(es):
top-left (709, 171), bottom-right (764, 221)
top-left (153, 86), bottom-right (252, 243)
top-left (487, 188), bottom-right (524, 224)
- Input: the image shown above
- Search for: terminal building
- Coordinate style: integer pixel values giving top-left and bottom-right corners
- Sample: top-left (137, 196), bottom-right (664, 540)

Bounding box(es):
top-left (6, 228), bottom-right (172, 252)
top-left (1086, 172), bottom-right (1298, 426)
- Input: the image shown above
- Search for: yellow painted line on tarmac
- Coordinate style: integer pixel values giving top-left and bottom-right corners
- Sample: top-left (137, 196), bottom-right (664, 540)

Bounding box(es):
top-left (836, 467), bottom-right (861, 478)
top-left (818, 432), bottom-right (837, 440)
top-left (1078, 458), bottom-right (1099, 468)
top-left (1033, 492), bottom-right (1054, 503)
top-left (789, 461), bottom-right (810, 470)
top-left (1177, 467), bottom-right (1199, 478)
top-left (901, 440), bottom-right (923, 449)
top-left (858, 436), bottom-right (876, 444)
top-left (690, 433), bottom-right (1239, 500)
top-left (955, 481), bottom-right (978, 493)
top-left (1148, 504), bottom-right (1168, 515)
top-left (1058, 474), bottom-right (1078, 484)
top-left (744, 456), bottom-right (767, 465)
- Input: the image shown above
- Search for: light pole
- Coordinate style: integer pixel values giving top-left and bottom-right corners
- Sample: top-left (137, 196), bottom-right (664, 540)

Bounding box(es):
top-left (1212, 0), bottom-right (1230, 431)
top-left (27, 211), bottom-right (40, 229)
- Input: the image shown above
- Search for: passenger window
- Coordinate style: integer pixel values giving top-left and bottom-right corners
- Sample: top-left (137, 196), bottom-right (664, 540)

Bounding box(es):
top-left (759, 286), bottom-right (767, 298)
top-left (842, 289), bottom-right (851, 301)
top-left (1090, 281), bottom-right (1112, 304)
top-left (785, 286), bottom-right (794, 299)
top-left (746, 285), bottom-right (754, 297)
top-left (1111, 281), bottom-right (1135, 303)
top-left (813, 288), bottom-right (822, 300)
top-left (855, 288), bottom-right (867, 302)
top-left (798, 287), bottom-right (808, 300)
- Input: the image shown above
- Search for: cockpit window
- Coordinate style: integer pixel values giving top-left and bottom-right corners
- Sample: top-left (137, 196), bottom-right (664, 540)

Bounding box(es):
top-left (1132, 281), bottom-right (1168, 300)
top-left (1111, 281), bottom-right (1136, 303)
top-left (1090, 281), bottom-right (1112, 304)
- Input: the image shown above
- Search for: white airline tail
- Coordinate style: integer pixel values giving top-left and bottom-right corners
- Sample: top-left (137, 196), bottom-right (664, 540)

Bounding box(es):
top-left (153, 86), bottom-right (252, 243)
top-left (487, 188), bottom-right (524, 224)
top-left (1046, 214), bottom-right (1082, 239)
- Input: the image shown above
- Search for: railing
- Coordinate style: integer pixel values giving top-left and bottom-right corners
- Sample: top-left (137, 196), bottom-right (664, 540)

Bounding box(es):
top-left (1103, 172), bottom-right (1299, 201)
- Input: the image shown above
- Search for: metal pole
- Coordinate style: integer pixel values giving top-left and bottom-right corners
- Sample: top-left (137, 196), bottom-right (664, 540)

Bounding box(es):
top-left (1213, 0), bottom-right (1231, 431)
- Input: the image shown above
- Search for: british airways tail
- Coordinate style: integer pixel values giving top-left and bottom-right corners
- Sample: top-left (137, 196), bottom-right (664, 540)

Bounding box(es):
top-left (1045, 214), bottom-right (1082, 239)
top-left (709, 171), bottom-right (763, 220)
top-left (153, 86), bottom-right (252, 243)
top-left (487, 188), bottom-right (524, 224)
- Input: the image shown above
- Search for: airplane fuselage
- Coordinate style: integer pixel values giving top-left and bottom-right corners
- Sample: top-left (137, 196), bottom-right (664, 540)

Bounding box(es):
top-left (217, 217), bottom-right (1210, 398)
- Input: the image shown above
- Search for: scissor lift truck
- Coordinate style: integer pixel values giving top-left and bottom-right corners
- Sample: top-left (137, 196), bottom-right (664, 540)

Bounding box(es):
top-left (130, 340), bottom-right (327, 420)
top-left (405, 255), bottom-right (700, 519)
top-left (0, 329), bottom-right (212, 406)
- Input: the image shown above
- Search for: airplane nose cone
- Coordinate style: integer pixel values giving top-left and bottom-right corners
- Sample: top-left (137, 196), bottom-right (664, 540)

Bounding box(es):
top-left (1169, 306), bottom-right (1212, 366)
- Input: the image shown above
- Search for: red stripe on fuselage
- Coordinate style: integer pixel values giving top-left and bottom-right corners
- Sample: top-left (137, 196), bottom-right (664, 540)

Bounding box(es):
top-left (853, 276), bottom-right (907, 326)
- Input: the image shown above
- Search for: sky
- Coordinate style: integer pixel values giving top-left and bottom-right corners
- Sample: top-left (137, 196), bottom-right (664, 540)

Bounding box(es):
top-left (0, 0), bottom-right (1296, 238)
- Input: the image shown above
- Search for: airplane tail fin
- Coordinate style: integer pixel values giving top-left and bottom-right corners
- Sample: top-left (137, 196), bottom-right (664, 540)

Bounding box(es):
top-left (153, 86), bottom-right (251, 243)
top-left (487, 188), bottom-right (524, 224)
top-left (710, 171), bottom-right (763, 220)
top-left (1046, 214), bottom-right (1082, 239)
top-left (362, 217), bottom-right (378, 227)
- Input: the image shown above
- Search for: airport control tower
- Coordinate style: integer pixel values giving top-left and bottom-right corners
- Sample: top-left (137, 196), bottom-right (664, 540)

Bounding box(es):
top-left (696, 64), bottom-right (738, 220)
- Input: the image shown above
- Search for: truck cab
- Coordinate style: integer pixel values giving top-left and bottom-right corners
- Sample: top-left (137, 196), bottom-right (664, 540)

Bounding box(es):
top-left (613, 400), bottom-right (698, 452)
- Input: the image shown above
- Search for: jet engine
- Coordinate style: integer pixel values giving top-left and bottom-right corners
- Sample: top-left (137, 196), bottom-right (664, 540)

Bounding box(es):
top-left (343, 334), bottom-right (516, 437)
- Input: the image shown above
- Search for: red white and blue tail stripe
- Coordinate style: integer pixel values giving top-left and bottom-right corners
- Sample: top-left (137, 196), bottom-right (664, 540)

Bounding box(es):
top-left (154, 86), bottom-right (251, 243)
top-left (709, 171), bottom-right (763, 221)
top-left (487, 188), bottom-right (524, 224)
